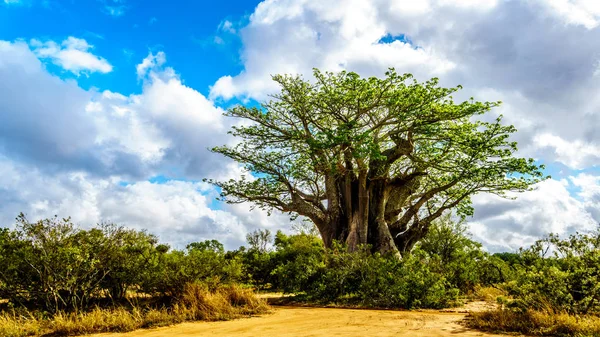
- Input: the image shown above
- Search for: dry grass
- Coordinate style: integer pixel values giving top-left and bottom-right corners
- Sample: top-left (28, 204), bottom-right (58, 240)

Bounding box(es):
top-left (0, 284), bottom-right (269, 337)
top-left (466, 309), bottom-right (600, 337)
top-left (0, 311), bottom-right (44, 337)
top-left (472, 286), bottom-right (506, 303)
top-left (179, 283), bottom-right (269, 321)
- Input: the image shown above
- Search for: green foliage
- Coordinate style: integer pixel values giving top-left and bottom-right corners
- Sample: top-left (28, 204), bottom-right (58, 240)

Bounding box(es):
top-left (239, 217), bottom-right (504, 310)
top-left (468, 228), bottom-right (600, 337)
top-left (303, 245), bottom-right (459, 309)
top-left (417, 214), bottom-right (510, 292)
top-left (208, 68), bottom-right (546, 254)
top-left (271, 231), bottom-right (325, 293)
top-left (504, 231), bottom-right (600, 315)
top-left (141, 240), bottom-right (243, 298)
top-left (0, 214), bottom-right (138, 312)
top-left (0, 216), bottom-right (242, 312)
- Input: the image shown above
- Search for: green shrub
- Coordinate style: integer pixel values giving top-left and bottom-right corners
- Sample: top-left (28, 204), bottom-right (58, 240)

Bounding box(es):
top-left (0, 215), bottom-right (243, 313)
top-left (417, 214), bottom-right (510, 293)
top-left (271, 231), bottom-right (325, 293)
top-left (303, 245), bottom-right (459, 309)
top-left (504, 231), bottom-right (600, 315)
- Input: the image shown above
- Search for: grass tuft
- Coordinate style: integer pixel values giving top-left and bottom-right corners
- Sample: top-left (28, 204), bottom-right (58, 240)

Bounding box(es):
top-left (0, 284), bottom-right (269, 337)
top-left (472, 286), bottom-right (506, 303)
top-left (466, 309), bottom-right (600, 337)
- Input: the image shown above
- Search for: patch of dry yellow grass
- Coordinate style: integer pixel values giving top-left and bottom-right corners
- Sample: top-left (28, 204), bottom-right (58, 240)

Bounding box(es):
top-left (466, 309), bottom-right (600, 336)
top-left (472, 286), bottom-right (506, 303)
top-left (0, 284), bottom-right (269, 337)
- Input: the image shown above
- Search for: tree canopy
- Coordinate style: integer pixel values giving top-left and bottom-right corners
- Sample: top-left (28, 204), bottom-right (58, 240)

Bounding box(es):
top-left (209, 69), bottom-right (546, 255)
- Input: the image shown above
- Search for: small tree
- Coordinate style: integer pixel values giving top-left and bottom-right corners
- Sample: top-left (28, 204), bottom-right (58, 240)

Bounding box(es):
top-left (246, 229), bottom-right (272, 253)
top-left (209, 69), bottom-right (545, 255)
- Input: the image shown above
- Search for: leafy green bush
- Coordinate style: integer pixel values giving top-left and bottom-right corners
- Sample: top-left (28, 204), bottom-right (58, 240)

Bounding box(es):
top-left (142, 240), bottom-right (243, 298)
top-left (271, 231), bottom-right (325, 293)
top-left (0, 215), bottom-right (243, 312)
top-left (468, 228), bottom-right (600, 337)
top-left (504, 231), bottom-right (600, 315)
top-left (304, 245), bottom-right (459, 309)
top-left (0, 214), bottom-right (148, 312)
top-left (417, 215), bottom-right (511, 293)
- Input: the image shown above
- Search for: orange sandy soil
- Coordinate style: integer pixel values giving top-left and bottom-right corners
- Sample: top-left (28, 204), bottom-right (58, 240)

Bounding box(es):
top-left (91, 301), bottom-right (519, 337)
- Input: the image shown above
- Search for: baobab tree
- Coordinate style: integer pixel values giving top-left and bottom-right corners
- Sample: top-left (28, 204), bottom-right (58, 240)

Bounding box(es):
top-left (208, 69), bottom-right (545, 256)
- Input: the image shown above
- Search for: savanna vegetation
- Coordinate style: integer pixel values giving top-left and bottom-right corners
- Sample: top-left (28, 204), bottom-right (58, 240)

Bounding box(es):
top-left (2, 213), bottom-right (600, 336)
top-left (0, 214), bottom-right (268, 337)
top-left (2, 69), bottom-right (597, 337)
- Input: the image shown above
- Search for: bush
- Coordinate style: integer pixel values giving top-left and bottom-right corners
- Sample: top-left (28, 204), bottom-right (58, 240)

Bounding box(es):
top-left (0, 215), bottom-right (244, 313)
top-left (417, 215), bottom-right (510, 293)
top-left (143, 242), bottom-right (243, 298)
top-left (271, 231), bottom-right (325, 293)
top-left (0, 215), bottom-right (148, 312)
top-left (466, 228), bottom-right (600, 337)
top-left (504, 231), bottom-right (600, 315)
top-left (303, 245), bottom-right (459, 309)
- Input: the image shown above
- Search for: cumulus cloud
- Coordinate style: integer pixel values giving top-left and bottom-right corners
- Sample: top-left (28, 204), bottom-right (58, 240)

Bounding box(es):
top-left (0, 40), bottom-right (98, 169)
top-left (469, 178), bottom-right (599, 252)
top-left (30, 37), bottom-right (113, 75)
top-left (532, 0), bottom-right (600, 29)
top-left (211, 0), bottom-right (600, 171)
top-left (0, 155), bottom-right (285, 249)
top-left (3, 0), bottom-right (600, 251)
top-left (570, 173), bottom-right (600, 222)
top-left (0, 41), bottom-right (239, 180)
top-left (136, 51), bottom-right (166, 78)
top-left (209, 0), bottom-right (457, 100)
top-left (0, 39), bottom-right (288, 249)
top-left (534, 133), bottom-right (600, 169)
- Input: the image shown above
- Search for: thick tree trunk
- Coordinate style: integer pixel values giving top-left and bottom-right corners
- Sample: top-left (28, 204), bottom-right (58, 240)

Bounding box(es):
top-left (313, 150), bottom-right (431, 256)
top-left (316, 174), bottom-right (404, 257)
top-left (344, 169), bottom-right (369, 251)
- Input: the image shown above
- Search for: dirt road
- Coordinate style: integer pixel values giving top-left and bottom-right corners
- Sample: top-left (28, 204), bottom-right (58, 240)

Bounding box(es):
top-left (92, 304), bottom-right (511, 337)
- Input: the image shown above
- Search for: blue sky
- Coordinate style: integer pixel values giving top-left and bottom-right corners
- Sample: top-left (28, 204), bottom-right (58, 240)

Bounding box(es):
top-left (1, 0), bottom-right (599, 251)
top-left (1, 0), bottom-right (259, 95)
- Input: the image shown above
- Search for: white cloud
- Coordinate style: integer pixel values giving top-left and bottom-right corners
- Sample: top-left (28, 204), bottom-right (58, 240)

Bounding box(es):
top-left (30, 37), bottom-right (113, 75)
top-left (0, 40), bottom-right (235, 180)
top-left (218, 20), bottom-right (236, 33)
top-left (0, 41), bottom-right (285, 249)
top-left (532, 0), bottom-right (600, 29)
top-left (105, 3), bottom-right (126, 17)
top-left (0, 40), bottom-right (98, 165)
top-left (469, 178), bottom-right (598, 252)
top-left (136, 51), bottom-right (166, 78)
top-left (0, 156), bottom-right (279, 249)
top-left (3, 0), bottom-right (22, 4)
top-left (570, 173), bottom-right (600, 222)
top-left (533, 133), bottom-right (600, 169)
top-left (209, 0), bottom-right (457, 101)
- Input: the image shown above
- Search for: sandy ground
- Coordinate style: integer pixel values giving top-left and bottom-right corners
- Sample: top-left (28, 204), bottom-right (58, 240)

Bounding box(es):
top-left (92, 302), bottom-right (513, 337)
